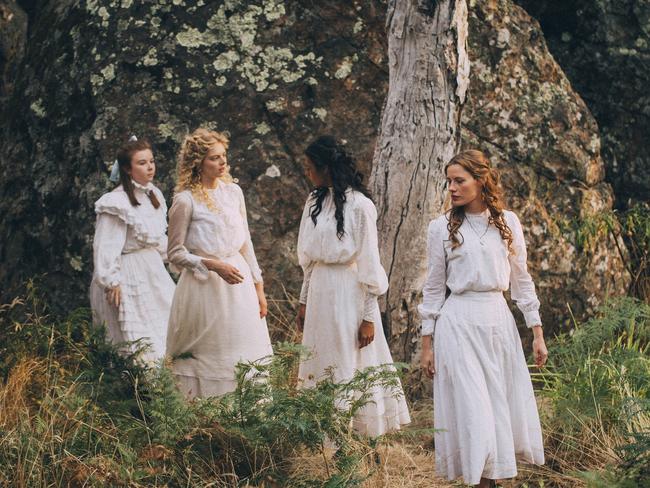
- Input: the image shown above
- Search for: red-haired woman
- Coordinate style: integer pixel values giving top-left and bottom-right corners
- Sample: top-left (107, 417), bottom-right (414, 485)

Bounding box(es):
top-left (90, 137), bottom-right (175, 363)
top-left (419, 150), bottom-right (548, 487)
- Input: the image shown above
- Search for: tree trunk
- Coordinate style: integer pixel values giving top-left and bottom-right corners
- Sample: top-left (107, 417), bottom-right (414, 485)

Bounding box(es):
top-left (370, 0), bottom-right (469, 365)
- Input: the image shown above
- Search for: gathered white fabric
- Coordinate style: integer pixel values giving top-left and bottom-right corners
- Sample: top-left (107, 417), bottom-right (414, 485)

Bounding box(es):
top-left (297, 188), bottom-right (411, 437)
top-left (298, 188), bottom-right (388, 321)
top-left (89, 184), bottom-right (175, 363)
top-left (419, 209), bottom-right (541, 335)
top-left (165, 182), bottom-right (272, 399)
top-left (167, 183), bottom-right (262, 283)
top-left (419, 209), bottom-right (545, 484)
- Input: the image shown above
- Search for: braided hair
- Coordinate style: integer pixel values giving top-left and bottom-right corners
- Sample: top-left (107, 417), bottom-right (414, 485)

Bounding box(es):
top-left (305, 135), bottom-right (372, 239)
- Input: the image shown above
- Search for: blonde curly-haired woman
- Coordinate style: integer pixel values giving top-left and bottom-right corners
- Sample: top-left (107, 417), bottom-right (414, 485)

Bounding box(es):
top-left (165, 128), bottom-right (272, 398)
top-left (419, 150), bottom-right (547, 487)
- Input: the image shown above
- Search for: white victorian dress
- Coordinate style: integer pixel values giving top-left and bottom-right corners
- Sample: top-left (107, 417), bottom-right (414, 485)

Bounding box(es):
top-left (165, 182), bottom-right (273, 398)
top-left (297, 188), bottom-right (411, 437)
top-left (90, 182), bottom-right (175, 363)
top-left (419, 209), bottom-right (545, 485)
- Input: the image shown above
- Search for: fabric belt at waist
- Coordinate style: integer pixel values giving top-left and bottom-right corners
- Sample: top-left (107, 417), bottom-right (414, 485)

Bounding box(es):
top-left (122, 246), bottom-right (158, 255)
top-left (449, 290), bottom-right (504, 299)
top-left (190, 250), bottom-right (239, 260)
top-left (313, 261), bottom-right (357, 270)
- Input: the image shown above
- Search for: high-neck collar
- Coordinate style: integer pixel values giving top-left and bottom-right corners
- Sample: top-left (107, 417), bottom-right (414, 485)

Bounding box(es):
top-left (131, 180), bottom-right (154, 193)
top-left (465, 208), bottom-right (490, 218)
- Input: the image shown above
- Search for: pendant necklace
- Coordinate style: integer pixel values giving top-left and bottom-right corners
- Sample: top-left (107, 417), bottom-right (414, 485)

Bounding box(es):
top-left (465, 214), bottom-right (490, 246)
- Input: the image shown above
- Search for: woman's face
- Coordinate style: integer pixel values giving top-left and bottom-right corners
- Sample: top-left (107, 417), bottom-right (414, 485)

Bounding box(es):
top-left (446, 163), bottom-right (482, 208)
top-left (201, 142), bottom-right (228, 179)
top-left (128, 149), bottom-right (155, 185)
top-left (302, 156), bottom-right (329, 187)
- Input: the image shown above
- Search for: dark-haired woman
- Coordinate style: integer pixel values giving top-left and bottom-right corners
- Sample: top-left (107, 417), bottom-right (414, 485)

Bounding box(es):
top-left (296, 135), bottom-right (410, 437)
top-left (90, 138), bottom-right (175, 363)
top-left (419, 150), bottom-right (547, 487)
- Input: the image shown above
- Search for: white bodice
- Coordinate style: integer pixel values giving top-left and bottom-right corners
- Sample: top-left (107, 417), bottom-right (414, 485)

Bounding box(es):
top-left (92, 183), bottom-right (168, 288)
top-left (167, 182), bottom-right (262, 283)
top-left (419, 209), bottom-right (541, 333)
top-left (297, 188), bottom-right (388, 321)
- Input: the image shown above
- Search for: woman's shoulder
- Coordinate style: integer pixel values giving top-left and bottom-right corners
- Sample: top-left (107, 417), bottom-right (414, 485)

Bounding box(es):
top-left (428, 212), bottom-right (449, 232)
top-left (349, 189), bottom-right (376, 213)
top-left (172, 189), bottom-right (194, 206)
top-left (220, 180), bottom-right (241, 191)
top-left (221, 181), bottom-right (246, 200)
top-left (94, 186), bottom-right (129, 213)
top-left (501, 209), bottom-right (522, 228)
top-left (149, 183), bottom-right (165, 197)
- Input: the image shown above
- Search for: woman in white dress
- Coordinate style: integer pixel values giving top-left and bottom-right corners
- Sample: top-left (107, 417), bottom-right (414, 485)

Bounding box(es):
top-left (90, 137), bottom-right (176, 363)
top-left (419, 150), bottom-right (548, 487)
top-left (166, 128), bottom-right (272, 398)
top-left (296, 135), bottom-right (411, 437)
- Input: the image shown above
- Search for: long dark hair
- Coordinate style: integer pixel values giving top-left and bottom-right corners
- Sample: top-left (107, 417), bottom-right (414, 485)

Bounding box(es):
top-left (116, 138), bottom-right (160, 209)
top-left (305, 135), bottom-right (371, 239)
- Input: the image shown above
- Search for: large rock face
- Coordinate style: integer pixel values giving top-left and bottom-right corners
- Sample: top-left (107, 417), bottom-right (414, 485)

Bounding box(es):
top-left (0, 1), bottom-right (26, 98)
top-left (460, 0), bottom-right (627, 340)
top-left (516, 0), bottom-right (650, 208)
top-left (0, 0), bottom-right (627, 354)
top-left (0, 0), bottom-right (388, 322)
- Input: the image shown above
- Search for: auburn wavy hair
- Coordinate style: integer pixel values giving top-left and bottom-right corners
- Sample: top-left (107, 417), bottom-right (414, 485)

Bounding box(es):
top-left (175, 128), bottom-right (233, 212)
top-left (445, 150), bottom-right (514, 253)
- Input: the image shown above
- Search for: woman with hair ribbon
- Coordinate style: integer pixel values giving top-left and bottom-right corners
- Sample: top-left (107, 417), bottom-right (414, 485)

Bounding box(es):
top-left (296, 135), bottom-right (411, 437)
top-left (90, 136), bottom-right (175, 363)
top-left (165, 128), bottom-right (272, 398)
top-left (419, 150), bottom-right (548, 487)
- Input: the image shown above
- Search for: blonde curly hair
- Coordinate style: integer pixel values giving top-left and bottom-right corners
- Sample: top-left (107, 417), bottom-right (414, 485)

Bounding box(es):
top-left (175, 128), bottom-right (234, 212)
top-left (444, 150), bottom-right (514, 253)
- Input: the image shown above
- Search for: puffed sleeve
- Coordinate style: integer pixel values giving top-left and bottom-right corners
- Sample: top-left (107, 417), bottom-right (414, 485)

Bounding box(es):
top-left (93, 212), bottom-right (127, 289)
top-left (297, 197), bottom-right (315, 305)
top-left (418, 217), bottom-right (448, 336)
top-left (236, 185), bottom-right (263, 283)
top-left (167, 192), bottom-right (209, 280)
top-left (507, 211), bottom-right (542, 328)
top-left (353, 196), bottom-right (389, 322)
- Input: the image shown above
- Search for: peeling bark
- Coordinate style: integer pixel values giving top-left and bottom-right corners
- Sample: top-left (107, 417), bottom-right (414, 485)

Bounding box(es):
top-left (370, 0), bottom-right (469, 363)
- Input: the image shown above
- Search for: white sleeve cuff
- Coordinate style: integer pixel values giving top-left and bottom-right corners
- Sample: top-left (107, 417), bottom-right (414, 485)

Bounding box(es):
top-left (362, 294), bottom-right (380, 322)
top-left (188, 255), bottom-right (210, 281)
top-left (421, 318), bottom-right (436, 336)
top-left (524, 309), bottom-right (542, 328)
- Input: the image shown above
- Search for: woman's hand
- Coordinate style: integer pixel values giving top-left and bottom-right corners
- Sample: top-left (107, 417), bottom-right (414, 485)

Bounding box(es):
top-left (532, 326), bottom-right (548, 368)
top-left (358, 320), bottom-right (374, 348)
top-left (255, 282), bottom-right (267, 319)
top-left (296, 304), bottom-right (306, 332)
top-left (105, 286), bottom-right (121, 308)
top-left (204, 259), bottom-right (244, 284)
top-left (421, 335), bottom-right (435, 378)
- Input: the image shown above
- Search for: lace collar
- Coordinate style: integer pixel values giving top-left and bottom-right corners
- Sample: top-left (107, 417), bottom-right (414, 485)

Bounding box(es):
top-left (131, 180), bottom-right (155, 193)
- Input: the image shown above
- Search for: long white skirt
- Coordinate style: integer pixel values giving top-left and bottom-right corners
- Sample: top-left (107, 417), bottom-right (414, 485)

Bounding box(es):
top-left (166, 252), bottom-right (273, 398)
top-left (433, 291), bottom-right (544, 485)
top-left (299, 262), bottom-right (411, 437)
top-left (89, 247), bottom-right (175, 363)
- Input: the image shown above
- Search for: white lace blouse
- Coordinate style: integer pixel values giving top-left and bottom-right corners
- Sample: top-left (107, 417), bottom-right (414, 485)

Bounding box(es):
top-left (419, 209), bottom-right (542, 335)
top-left (297, 188), bottom-right (388, 322)
top-left (167, 182), bottom-right (263, 283)
top-left (92, 182), bottom-right (168, 289)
